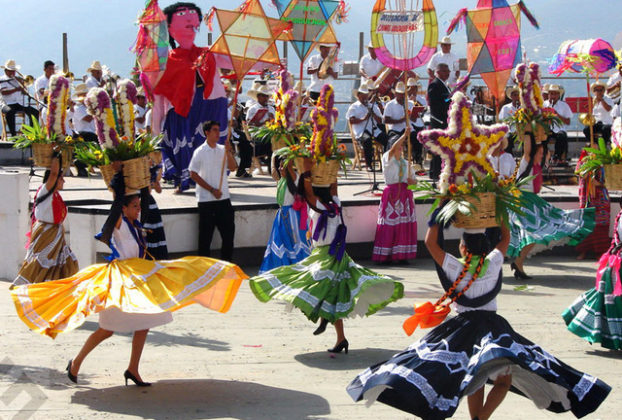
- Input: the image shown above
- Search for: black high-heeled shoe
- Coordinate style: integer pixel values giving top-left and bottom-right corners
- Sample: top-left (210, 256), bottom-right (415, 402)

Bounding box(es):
top-left (313, 318), bottom-right (329, 336)
top-left (327, 339), bottom-right (349, 354)
top-left (124, 370), bottom-right (151, 387)
top-left (66, 359), bottom-right (77, 384)
top-left (510, 262), bottom-right (532, 280)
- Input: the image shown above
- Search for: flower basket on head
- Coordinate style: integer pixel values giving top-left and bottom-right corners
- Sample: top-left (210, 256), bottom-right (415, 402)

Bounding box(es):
top-left (31, 143), bottom-right (73, 170)
top-left (453, 192), bottom-right (498, 229)
top-left (311, 159), bottom-right (340, 186)
top-left (271, 134), bottom-right (290, 151)
top-left (100, 156), bottom-right (150, 193)
top-left (604, 164), bottom-right (622, 191)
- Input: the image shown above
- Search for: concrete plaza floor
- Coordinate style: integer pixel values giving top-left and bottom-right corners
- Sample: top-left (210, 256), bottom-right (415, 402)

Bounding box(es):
top-left (1, 255), bottom-right (620, 420)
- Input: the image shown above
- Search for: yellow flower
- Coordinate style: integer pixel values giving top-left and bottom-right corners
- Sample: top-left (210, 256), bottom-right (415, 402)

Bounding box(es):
top-left (457, 184), bottom-right (470, 194)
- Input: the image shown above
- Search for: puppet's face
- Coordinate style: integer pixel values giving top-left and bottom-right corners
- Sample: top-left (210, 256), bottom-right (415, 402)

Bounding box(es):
top-left (169, 7), bottom-right (200, 49)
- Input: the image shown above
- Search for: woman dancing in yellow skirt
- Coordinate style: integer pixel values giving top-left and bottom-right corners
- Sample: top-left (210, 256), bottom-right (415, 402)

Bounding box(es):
top-left (12, 151), bottom-right (78, 287)
top-left (10, 168), bottom-right (247, 385)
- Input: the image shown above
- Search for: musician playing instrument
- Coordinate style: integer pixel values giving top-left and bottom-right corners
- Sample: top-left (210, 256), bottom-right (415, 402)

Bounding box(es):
top-left (584, 81), bottom-right (613, 145)
top-left (606, 63), bottom-right (621, 104)
top-left (85, 61), bottom-right (105, 89)
top-left (307, 44), bottom-right (337, 101)
top-left (246, 85), bottom-right (276, 174)
top-left (543, 84), bottom-right (572, 165)
top-left (406, 78), bottom-right (427, 171)
top-left (347, 84), bottom-right (386, 170)
top-left (0, 59), bottom-right (39, 137)
top-left (499, 86), bottom-right (520, 154)
top-left (359, 42), bottom-right (384, 85)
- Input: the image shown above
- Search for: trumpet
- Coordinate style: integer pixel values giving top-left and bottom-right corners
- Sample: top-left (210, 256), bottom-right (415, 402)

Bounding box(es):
top-left (15, 70), bottom-right (34, 87)
top-left (579, 113), bottom-right (596, 127)
top-left (63, 71), bottom-right (75, 81)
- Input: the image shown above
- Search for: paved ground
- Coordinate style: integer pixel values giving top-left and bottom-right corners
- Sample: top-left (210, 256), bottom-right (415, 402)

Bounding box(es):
top-left (1, 256), bottom-right (620, 420)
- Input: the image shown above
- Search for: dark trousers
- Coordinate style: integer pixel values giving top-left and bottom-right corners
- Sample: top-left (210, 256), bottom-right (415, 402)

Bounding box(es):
top-left (583, 122), bottom-right (612, 145)
top-left (358, 130), bottom-right (388, 168)
top-left (506, 132), bottom-right (516, 155)
top-left (549, 130), bottom-right (569, 160)
top-left (410, 126), bottom-right (424, 164)
top-left (235, 130), bottom-right (253, 175)
top-left (5, 103), bottom-right (39, 136)
top-left (429, 120), bottom-right (446, 181)
top-left (198, 199), bottom-right (235, 261)
top-left (75, 131), bottom-right (98, 174)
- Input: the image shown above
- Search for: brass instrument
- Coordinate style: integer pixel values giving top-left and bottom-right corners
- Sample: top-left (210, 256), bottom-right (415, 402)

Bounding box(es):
top-left (579, 113), bottom-right (596, 127)
top-left (63, 71), bottom-right (75, 81)
top-left (15, 70), bottom-right (34, 88)
top-left (318, 45), bottom-right (339, 80)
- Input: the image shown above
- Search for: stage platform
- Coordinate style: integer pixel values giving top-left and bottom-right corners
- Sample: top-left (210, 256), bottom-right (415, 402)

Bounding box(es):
top-left (2, 164), bottom-right (619, 271)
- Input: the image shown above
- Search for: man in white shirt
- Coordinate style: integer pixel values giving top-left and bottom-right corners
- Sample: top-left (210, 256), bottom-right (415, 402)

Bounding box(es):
top-left (359, 42), bottom-right (384, 85)
top-left (543, 84), bottom-right (573, 165)
top-left (347, 84), bottom-right (386, 170)
top-left (584, 81), bottom-right (613, 145)
top-left (85, 61), bottom-right (104, 90)
top-left (0, 59), bottom-right (39, 136)
top-left (606, 63), bottom-right (621, 105)
top-left (307, 44), bottom-right (337, 101)
top-left (71, 84), bottom-right (96, 177)
top-left (246, 84), bottom-right (275, 174)
top-left (34, 60), bottom-right (55, 104)
top-left (498, 86), bottom-right (520, 154)
top-left (427, 36), bottom-right (460, 87)
top-left (189, 121), bottom-right (238, 261)
top-left (407, 78), bottom-right (427, 169)
top-left (134, 89), bottom-right (149, 134)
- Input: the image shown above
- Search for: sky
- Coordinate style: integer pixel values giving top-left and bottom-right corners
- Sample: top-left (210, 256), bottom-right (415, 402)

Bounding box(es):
top-left (1, 0), bottom-right (621, 80)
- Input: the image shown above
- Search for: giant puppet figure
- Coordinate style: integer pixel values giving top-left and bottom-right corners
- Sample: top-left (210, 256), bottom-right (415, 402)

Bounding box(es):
top-left (150, 2), bottom-right (228, 192)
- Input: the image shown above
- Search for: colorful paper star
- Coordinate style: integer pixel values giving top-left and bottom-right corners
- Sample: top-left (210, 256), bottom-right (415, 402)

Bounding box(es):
top-left (208, 0), bottom-right (292, 78)
top-left (418, 91), bottom-right (508, 193)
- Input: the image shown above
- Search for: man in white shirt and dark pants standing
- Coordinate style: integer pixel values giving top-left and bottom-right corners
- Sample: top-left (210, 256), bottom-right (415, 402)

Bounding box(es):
top-left (189, 121), bottom-right (238, 261)
top-left (427, 36), bottom-right (460, 87)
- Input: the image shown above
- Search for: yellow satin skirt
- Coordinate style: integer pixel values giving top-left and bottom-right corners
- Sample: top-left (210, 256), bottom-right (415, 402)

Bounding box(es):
top-left (11, 256), bottom-right (248, 338)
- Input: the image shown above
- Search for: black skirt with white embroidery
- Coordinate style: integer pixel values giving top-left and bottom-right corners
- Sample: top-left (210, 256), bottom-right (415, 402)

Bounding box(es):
top-left (347, 311), bottom-right (610, 420)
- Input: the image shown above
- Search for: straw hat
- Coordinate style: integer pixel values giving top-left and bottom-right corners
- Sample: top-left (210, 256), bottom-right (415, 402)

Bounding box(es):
top-left (505, 85), bottom-right (519, 100)
top-left (318, 43), bottom-right (333, 49)
top-left (87, 60), bottom-right (102, 72)
top-left (394, 81), bottom-right (406, 94)
top-left (1, 59), bottom-right (20, 71)
top-left (71, 83), bottom-right (89, 101)
top-left (255, 85), bottom-right (272, 98)
top-left (439, 36), bottom-right (453, 45)
top-left (541, 83), bottom-right (550, 94)
top-left (407, 76), bottom-right (420, 87)
top-left (136, 87), bottom-right (146, 97)
top-left (591, 81), bottom-right (606, 93)
top-left (367, 41), bottom-right (374, 48)
top-left (357, 84), bottom-right (370, 95)
top-left (547, 84), bottom-right (565, 97)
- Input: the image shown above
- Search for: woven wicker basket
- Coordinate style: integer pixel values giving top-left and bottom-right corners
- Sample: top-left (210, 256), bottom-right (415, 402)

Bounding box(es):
top-left (454, 192), bottom-right (498, 229)
top-left (605, 164), bottom-right (622, 191)
top-left (294, 157), bottom-right (308, 174)
top-left (271, 135), bottom-right (289, 151)
top-left (100, 156), bottom-right (150, 194)
top-left (31, 143), bottom-right (73, 169)
top-left (311, 159), bottom-right (340, 186)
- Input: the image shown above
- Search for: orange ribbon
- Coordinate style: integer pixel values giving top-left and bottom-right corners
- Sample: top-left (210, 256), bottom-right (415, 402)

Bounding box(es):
top-left (402, 302), bottom-right (451, 336)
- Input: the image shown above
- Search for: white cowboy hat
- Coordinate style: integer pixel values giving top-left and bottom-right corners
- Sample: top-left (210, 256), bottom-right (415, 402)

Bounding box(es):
top-left (71, 83), bottom-right (89, 101)
top-left (407, 76), bottom-right (420, 87)
top-left (255, 84), bottom-right (272, 97)
top-left (505, 85), bottom-right (519, 100)
top-left (318, 43), bottom-right (333, 49)
top-left (1, 59), bottom-right (21, 71)
top-left (357, 84), bottom-right (370, 95)
top-left (439, 36), bottom-right (453, 45)
top-left (591, 81), bottom-right (607, 93)
top-left (394, 81), bottom-right (406, 94)
top-left (541, 83), bottom-right (550, 93)
top-left (136, 87), bottom-right (146, 97)
top-left (87, 60), bottom-right (103, 72)
top-left (367, 41), bottom-right (374, 48)
top-left (547, 84), bottom-right (565, 97)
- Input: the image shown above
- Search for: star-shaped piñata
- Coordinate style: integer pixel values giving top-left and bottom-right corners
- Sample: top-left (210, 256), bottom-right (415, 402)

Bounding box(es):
top-left (417, 91), bottom-right (508, 193)
top-left (209, 0), bottom-right (292, 78)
